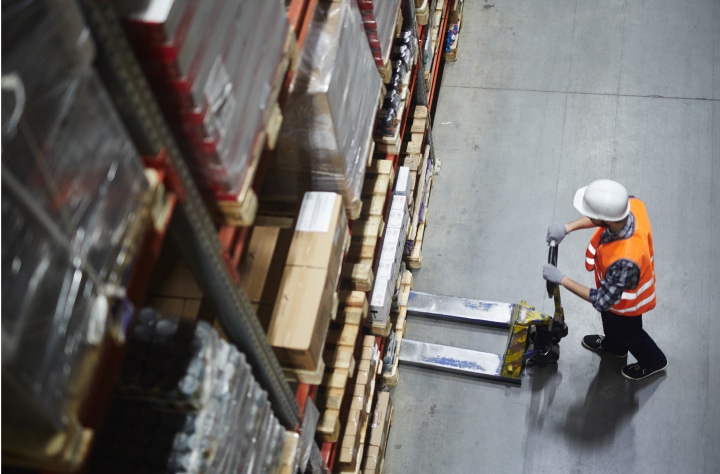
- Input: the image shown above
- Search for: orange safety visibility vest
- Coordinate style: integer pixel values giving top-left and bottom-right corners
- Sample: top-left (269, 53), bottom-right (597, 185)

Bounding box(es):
top-left (584, 198), bottom-right (656, 316)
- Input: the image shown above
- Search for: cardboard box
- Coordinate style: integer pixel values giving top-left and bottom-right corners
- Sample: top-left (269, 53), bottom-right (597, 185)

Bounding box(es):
top-left (394, 166), bottom-right (412, 201)
top-left (240, 226), bottom-right (293, 303)
top-left (364, 392), bottom-right (393, 472)
top-left (267, 266), bottom-right (334, 370)
top-left (369, 276), bottom-right (393, 324)
top-left (370, 202), bottom-right (407, 324)
top-left (338, 433), bottom-right (360, 465)
top-left (364, 444), bottom-right (382, 471)
top-left (287, 192), bottom-right (348, 288)
top-left (338, 407), bottom-right (368, 465)
top-left (369, 392), bottom-right (392, 448)
top-left (387, 195), bottom-right (409, 229)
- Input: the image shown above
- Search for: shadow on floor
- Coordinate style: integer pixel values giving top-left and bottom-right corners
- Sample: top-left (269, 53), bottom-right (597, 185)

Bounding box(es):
top-left (561, 356), bottom-right (665, 447)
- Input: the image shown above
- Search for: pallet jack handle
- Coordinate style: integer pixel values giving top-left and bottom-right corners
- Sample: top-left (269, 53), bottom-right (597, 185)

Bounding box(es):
top-left (546, 241), bottom-right (559, 298)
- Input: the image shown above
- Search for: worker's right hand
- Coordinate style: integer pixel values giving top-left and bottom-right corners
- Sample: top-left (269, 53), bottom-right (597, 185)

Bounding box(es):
top-left (546, 223), bottom-right (568, 244)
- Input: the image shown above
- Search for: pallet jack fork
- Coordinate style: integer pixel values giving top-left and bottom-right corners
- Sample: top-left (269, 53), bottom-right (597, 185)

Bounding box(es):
top-left (399, 244), bottom-right (568, 384)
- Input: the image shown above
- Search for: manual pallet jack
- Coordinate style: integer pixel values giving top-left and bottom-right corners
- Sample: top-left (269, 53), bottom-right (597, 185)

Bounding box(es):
top-left (399, 243), bottom-right (568, 384)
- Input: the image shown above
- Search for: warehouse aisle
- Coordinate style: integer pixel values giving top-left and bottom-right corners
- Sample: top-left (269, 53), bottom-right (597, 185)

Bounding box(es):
top-left (385, 1), bottom-right (719, 473)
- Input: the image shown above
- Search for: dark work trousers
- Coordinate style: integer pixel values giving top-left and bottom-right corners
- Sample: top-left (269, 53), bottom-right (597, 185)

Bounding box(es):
top-left (599, 310), bottom-right (667, 369)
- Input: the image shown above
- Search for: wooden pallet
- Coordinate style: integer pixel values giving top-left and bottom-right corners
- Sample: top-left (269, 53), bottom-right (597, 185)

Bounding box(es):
top-left (341, 260), bottom-right (374, 292)
top-left (406, 220), bottom-right (426, 270)
top-left (278, 431), bottom-right (300, 474)
top-left (383, 270), bottom-right (413, 387)
top-left (4, 416), bottom-right (93, 473)
top-left (282, 358), bottom-right (327, 385)
top-left (406, 143), bottom-right (432, 236)
top-left (367, 317), bottom-right (393, 338)
top-left (315, 293), bottom-right (368, 442)
top-left (416, 0), bottom-right (429, 25)
top-left (444, 2), bottom-right (463, 63)
top-left (332, 336), bottom-right (380, 469)
top-left (343, 158), bottom-right (396, 291)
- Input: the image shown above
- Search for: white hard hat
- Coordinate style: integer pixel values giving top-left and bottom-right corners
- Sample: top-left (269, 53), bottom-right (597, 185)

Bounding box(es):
top-left (573, 179), bottom-right (630, 221)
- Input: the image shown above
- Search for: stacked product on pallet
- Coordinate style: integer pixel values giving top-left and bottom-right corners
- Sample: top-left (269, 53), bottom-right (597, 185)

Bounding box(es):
top-left (270, 0), bottom-right (382, 218)
top-left (357, 0), bottom-right (402, 68)
top-left (374, 27), bottom-right (418, 148)
top-left (444, 0), bottom-right (464, 61)
top-left (114, 0), bottom-right (289, 197)
top-left (362, 390), bottom-right (394, 473)
top-left (369, 170), bottom-right (411, 332)
top-left (267, 192), bottom-right (349, 377)
top-left (2, 0), bottom-right (149, 469)
top-left (88, 310), bottom-right (288, 474)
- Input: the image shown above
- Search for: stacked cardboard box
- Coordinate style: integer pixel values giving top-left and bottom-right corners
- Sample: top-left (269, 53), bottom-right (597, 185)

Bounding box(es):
top-left (363, 391), bottom-right (394, 473)
top-left (267, 193), bottom-right (349, 372)
top-left (272, 0), bottom-right (383, 218)
top-left (369, 169), bottom-right (412, 328)
top-left (238, 226), bottom-right (294, 331)
top-left (116, 0), bottom-right (289, 196)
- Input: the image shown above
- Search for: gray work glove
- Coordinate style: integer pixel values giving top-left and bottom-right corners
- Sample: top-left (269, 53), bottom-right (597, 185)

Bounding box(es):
top-left (546, 223), bottom-right (568, 245)
top-left (543, 264), bottom-right (564, 284)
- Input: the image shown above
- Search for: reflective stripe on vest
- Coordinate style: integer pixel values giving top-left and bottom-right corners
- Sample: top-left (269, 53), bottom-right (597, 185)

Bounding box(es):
top-left (585, 233), bottom-right (601, 271)
top-left (585, 198), bottom-right (657, 316)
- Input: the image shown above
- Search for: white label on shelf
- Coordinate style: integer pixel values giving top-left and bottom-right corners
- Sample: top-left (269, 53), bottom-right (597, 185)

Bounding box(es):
top-left (296, 192), bottom-right (337, 233)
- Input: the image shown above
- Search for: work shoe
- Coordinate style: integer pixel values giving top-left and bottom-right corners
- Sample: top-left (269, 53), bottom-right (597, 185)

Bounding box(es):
top-left (582, 335), bottom-right (628, 357)
top-left (621, 362), bottom-right (668, 381)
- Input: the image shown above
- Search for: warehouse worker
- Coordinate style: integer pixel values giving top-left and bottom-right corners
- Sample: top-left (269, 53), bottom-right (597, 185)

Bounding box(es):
top-left (542, 179), bottom-right (667, 381)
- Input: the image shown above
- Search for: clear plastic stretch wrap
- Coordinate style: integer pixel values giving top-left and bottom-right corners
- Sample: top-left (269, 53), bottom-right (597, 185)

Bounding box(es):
top-left (374, 0), bottom-right (402, 63)
top-left (358, 0), bottom-right (402, 65)
top-left (2, 0), bottom-right (95, 150)
top-left (115, 0), bottom-right (290, 196)
top-left (2, 0), bottom-right (149, 451)
top-left (89, 311), bottom-right (287, 473)
top-left (2, 189), bottom-right (109, 439)
top-left (274, 0), bottom-right (383, 216)
top-left (3, 3), bottom-right (148, 284)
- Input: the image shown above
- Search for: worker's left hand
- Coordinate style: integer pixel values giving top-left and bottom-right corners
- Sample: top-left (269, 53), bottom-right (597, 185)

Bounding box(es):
top-left (543, 264), bottom-right (564, 284)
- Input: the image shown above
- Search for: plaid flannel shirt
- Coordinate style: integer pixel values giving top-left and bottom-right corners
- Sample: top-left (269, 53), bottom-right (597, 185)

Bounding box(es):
top-left (588, 213), bottom-right (641, 312)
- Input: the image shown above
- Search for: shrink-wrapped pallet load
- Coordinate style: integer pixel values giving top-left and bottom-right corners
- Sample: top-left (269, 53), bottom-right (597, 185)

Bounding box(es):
top-left (116, 0), bottom-right (290, 196)
top-left (270, 0), bottom-right (383, 218)
top-left (2, 0), bottom-right (149, 466)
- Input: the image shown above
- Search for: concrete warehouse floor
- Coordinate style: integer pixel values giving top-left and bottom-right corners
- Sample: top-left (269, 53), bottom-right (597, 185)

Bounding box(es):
top-left (384, 1), bottom-right (720, 473)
